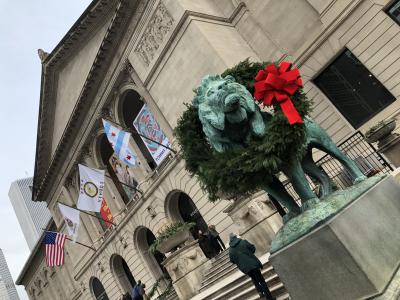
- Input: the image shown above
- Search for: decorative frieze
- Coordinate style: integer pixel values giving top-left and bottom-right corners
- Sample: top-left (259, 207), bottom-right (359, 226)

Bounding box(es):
top-left (135, 2), bottom-right (173, 66)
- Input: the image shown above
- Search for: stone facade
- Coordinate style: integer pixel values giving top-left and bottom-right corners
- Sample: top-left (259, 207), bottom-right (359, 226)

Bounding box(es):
top-left (17, 0), bottom-right (400, 299)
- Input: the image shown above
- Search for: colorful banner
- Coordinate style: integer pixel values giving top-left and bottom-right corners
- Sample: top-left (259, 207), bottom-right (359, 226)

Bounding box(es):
top-left (133, 105), bottom-right (170, 165)
top-left (109, 154), bottom-right (138, 201)
top-left (100, 199), bottom-right (113, 228)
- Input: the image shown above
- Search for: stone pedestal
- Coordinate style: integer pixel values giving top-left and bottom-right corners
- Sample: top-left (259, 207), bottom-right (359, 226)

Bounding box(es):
top-left (379, 134), bottom-right (400, 167)
top-left (225, 194), bottom-right (283, 255)
top-left (163, 240), bottom-right (209, 300)
top-left (270, 176), bottom-right (400, 300)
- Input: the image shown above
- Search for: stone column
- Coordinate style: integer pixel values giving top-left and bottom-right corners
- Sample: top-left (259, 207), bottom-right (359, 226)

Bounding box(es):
top-left (225, 193), bottom-right (283, 255)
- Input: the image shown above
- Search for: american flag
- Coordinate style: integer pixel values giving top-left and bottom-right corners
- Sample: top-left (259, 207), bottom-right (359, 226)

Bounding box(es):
top-left (44, 232), bottom-right (67, 267)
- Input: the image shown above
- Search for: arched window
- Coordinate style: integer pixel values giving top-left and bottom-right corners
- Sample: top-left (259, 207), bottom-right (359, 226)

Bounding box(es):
top-left (90, 277), bottom-right (109, 300)
top-left (111, 254), bottom-right (136, 294)
top-left (99, 134), bottom-right (138, 204)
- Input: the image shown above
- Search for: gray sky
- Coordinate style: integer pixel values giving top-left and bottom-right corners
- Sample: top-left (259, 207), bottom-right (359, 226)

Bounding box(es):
top-left (0, 1), bottom-right (92, 299)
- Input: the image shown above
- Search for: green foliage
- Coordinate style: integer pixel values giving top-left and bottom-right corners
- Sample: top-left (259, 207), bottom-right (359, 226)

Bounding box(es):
top-left (365, 119), bottom-right (393, 137)
top-left (149, 222), bottom-right (195, 254)
top-left (147, 276), bottom-right (173, 300)
top-left (174, 60), bottom-right (312, 202)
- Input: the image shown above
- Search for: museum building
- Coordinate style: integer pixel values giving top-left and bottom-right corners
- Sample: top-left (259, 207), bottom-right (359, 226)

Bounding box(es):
top-left (16, 0), bottom-right (400, 299)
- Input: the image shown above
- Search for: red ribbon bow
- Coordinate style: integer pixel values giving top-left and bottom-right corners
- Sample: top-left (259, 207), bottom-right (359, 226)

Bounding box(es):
top-left (254, 61), bottom-right (303, 125)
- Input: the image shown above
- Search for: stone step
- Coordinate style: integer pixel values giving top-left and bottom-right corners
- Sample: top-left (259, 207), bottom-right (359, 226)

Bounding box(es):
top-left (212, 268), bottom-right (281, 300)
top-left (228, 279), bottom-right (286, 300)
top-left (246, 291), bottom-right (290, 300)
top-left (202, 258), bottom-right (233, 279)
top-left (165, 288), bottom-right (179, 300)
top-left (201, 259), bottom-right (272, 291)
top-left (200, 263), bottom-right (237, 289)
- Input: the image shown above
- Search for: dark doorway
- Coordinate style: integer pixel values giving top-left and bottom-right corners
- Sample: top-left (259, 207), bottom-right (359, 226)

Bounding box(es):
top-left (91, 277), bottom-right (109, 300)
top-left (177, 192), bottom-right (208, 239)
top-left (111, 255), bottom-right (136, 293)
top-left (314, 49), bottom-right (395, 128)
top-left (146, 228), bottom-right (168, 275)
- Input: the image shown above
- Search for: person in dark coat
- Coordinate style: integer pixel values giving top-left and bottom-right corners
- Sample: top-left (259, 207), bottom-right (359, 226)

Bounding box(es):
top-left (197, 229), bottom-right (216, 259)
top-left (229, 234), bottom-right (275, 300)
top-left (208, 225), bottom-right (226, 254)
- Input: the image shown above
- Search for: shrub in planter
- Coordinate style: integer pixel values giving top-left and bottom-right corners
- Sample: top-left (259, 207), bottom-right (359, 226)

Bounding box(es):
top-left (149, 222), bottom-right (195, 254)
top-left (365, 119), bottom-right (396, 144)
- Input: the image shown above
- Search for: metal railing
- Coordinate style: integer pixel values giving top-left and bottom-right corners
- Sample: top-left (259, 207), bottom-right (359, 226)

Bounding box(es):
top-left (283, 131), bottom-right (394, 204)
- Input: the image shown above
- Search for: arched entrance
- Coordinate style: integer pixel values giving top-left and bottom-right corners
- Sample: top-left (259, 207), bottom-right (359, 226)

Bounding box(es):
top-left (90, 277), bottom-right (109, 300)
top-left (110, 254), bottom-right (136, 294)
top-left (166, 191), bottom-right (208, 239)
top-left (134, 226), bottom-right (168, 279)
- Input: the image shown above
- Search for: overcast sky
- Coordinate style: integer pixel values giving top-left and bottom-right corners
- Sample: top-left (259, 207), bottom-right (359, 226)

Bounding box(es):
top-left (0, 1), bottom-right (92, 299)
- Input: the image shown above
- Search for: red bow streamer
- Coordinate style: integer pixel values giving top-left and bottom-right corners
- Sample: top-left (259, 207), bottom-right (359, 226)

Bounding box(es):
top-left (254, 61), bottom-right (303, 125)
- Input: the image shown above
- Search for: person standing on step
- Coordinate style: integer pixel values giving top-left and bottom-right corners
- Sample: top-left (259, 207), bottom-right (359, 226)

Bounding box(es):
top-left (197, 229), bottom-right (216, 259)
top-left (228, 233), bottom-right (275, 300)
top-left (208, 225), bottom-right (225, 254)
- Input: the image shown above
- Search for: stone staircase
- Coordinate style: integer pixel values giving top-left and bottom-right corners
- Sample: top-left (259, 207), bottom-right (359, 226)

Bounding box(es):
top-left (165, 289), bottom-right (179, 300)
top-left (194, 250), bottom-right (290, 300)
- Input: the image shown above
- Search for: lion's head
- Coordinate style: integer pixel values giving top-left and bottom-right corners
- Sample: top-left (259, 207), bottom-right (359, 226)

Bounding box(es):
top-left (193, 75), bottom-right (265, 152)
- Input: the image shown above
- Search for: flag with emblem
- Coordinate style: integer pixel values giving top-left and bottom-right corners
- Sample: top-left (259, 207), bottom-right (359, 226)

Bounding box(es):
top-left (77, 164), bottom-right (105, 212)
top-left (102, 119), bottom-right (137, 166)
top-left (58, 203), bottom-right (80, 241)
top-left (100, 198), bottom-right (114, 228)
top-left (44, 231), bottom-right (67, 267)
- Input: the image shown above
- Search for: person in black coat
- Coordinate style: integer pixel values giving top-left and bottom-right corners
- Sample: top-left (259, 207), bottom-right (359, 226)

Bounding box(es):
top-left (229, 234), bottom-right (275, 300)
top-left (208, 225), bottom-right (225, 254)
top-left (197, 229), bottom-right (216, 259)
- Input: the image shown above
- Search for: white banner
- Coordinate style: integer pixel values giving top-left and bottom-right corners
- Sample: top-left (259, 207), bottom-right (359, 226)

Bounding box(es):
top-left (77, 164), bottom-right (105, 212)
top-left (133, 105), bottom-right (170, 165)
top-left (58, 203), bottom-right (80, 241)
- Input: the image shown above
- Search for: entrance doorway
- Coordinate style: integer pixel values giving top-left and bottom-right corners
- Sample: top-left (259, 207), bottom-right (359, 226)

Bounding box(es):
top-left (111, 254), bottom-right (136, 294)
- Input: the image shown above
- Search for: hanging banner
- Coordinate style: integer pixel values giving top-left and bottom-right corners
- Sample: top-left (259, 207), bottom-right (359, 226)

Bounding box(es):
top-left (109, 154), bottom-right (138, 201)
top-left (77, 164), bottom-right (105, 212)
top-left (133, 105), bottom-right (171, 165)
top-left (100, 199), bottom-right (114, 228)
top-left (57, 203), bottom-right (80, 241)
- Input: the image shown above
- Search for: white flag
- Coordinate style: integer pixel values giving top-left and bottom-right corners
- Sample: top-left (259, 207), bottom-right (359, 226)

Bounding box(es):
top-left (58, 203), bottom-right (80, 241)
top-left (102, 119), bottom-right (137, 166)
top-left (77, 164), bottom-right (105, 212)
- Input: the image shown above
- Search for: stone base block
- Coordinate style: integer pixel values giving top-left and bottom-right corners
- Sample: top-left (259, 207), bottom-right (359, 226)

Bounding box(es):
top-left (163, 240), bottom-right (209, 300)
top-left (270, 176), bottom-right (400, 300)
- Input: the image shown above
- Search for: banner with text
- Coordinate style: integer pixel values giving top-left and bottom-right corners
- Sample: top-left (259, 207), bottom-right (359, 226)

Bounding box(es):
top-left (77, 164), bottom-right (105, 212)
top-left (133, 105), bottom-right (170, 165)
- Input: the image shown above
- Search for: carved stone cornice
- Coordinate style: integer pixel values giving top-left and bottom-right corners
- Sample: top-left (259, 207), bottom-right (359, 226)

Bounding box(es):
top-left (135, 1), bottom-right (174, 66)
top-left (33, 0), bottom-right (137, 201)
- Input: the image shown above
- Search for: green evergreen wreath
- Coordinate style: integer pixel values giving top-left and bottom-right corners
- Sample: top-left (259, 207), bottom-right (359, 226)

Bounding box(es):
top-left (174, 59), bottom-right (312, 202)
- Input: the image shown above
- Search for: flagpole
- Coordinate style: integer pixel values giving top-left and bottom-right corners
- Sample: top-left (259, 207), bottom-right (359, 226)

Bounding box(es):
top-left (58, 202), bottom-right (117, 226)
top-left (103, 117), bottom-right (177, 154)
top-left (42, 229), bottom-right (96, 251)
top-left (80, 164), bottom-right (143, 195)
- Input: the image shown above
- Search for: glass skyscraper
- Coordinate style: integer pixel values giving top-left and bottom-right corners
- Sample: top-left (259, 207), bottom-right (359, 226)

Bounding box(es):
top-left (8, 177), bottom-right (52, 250)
